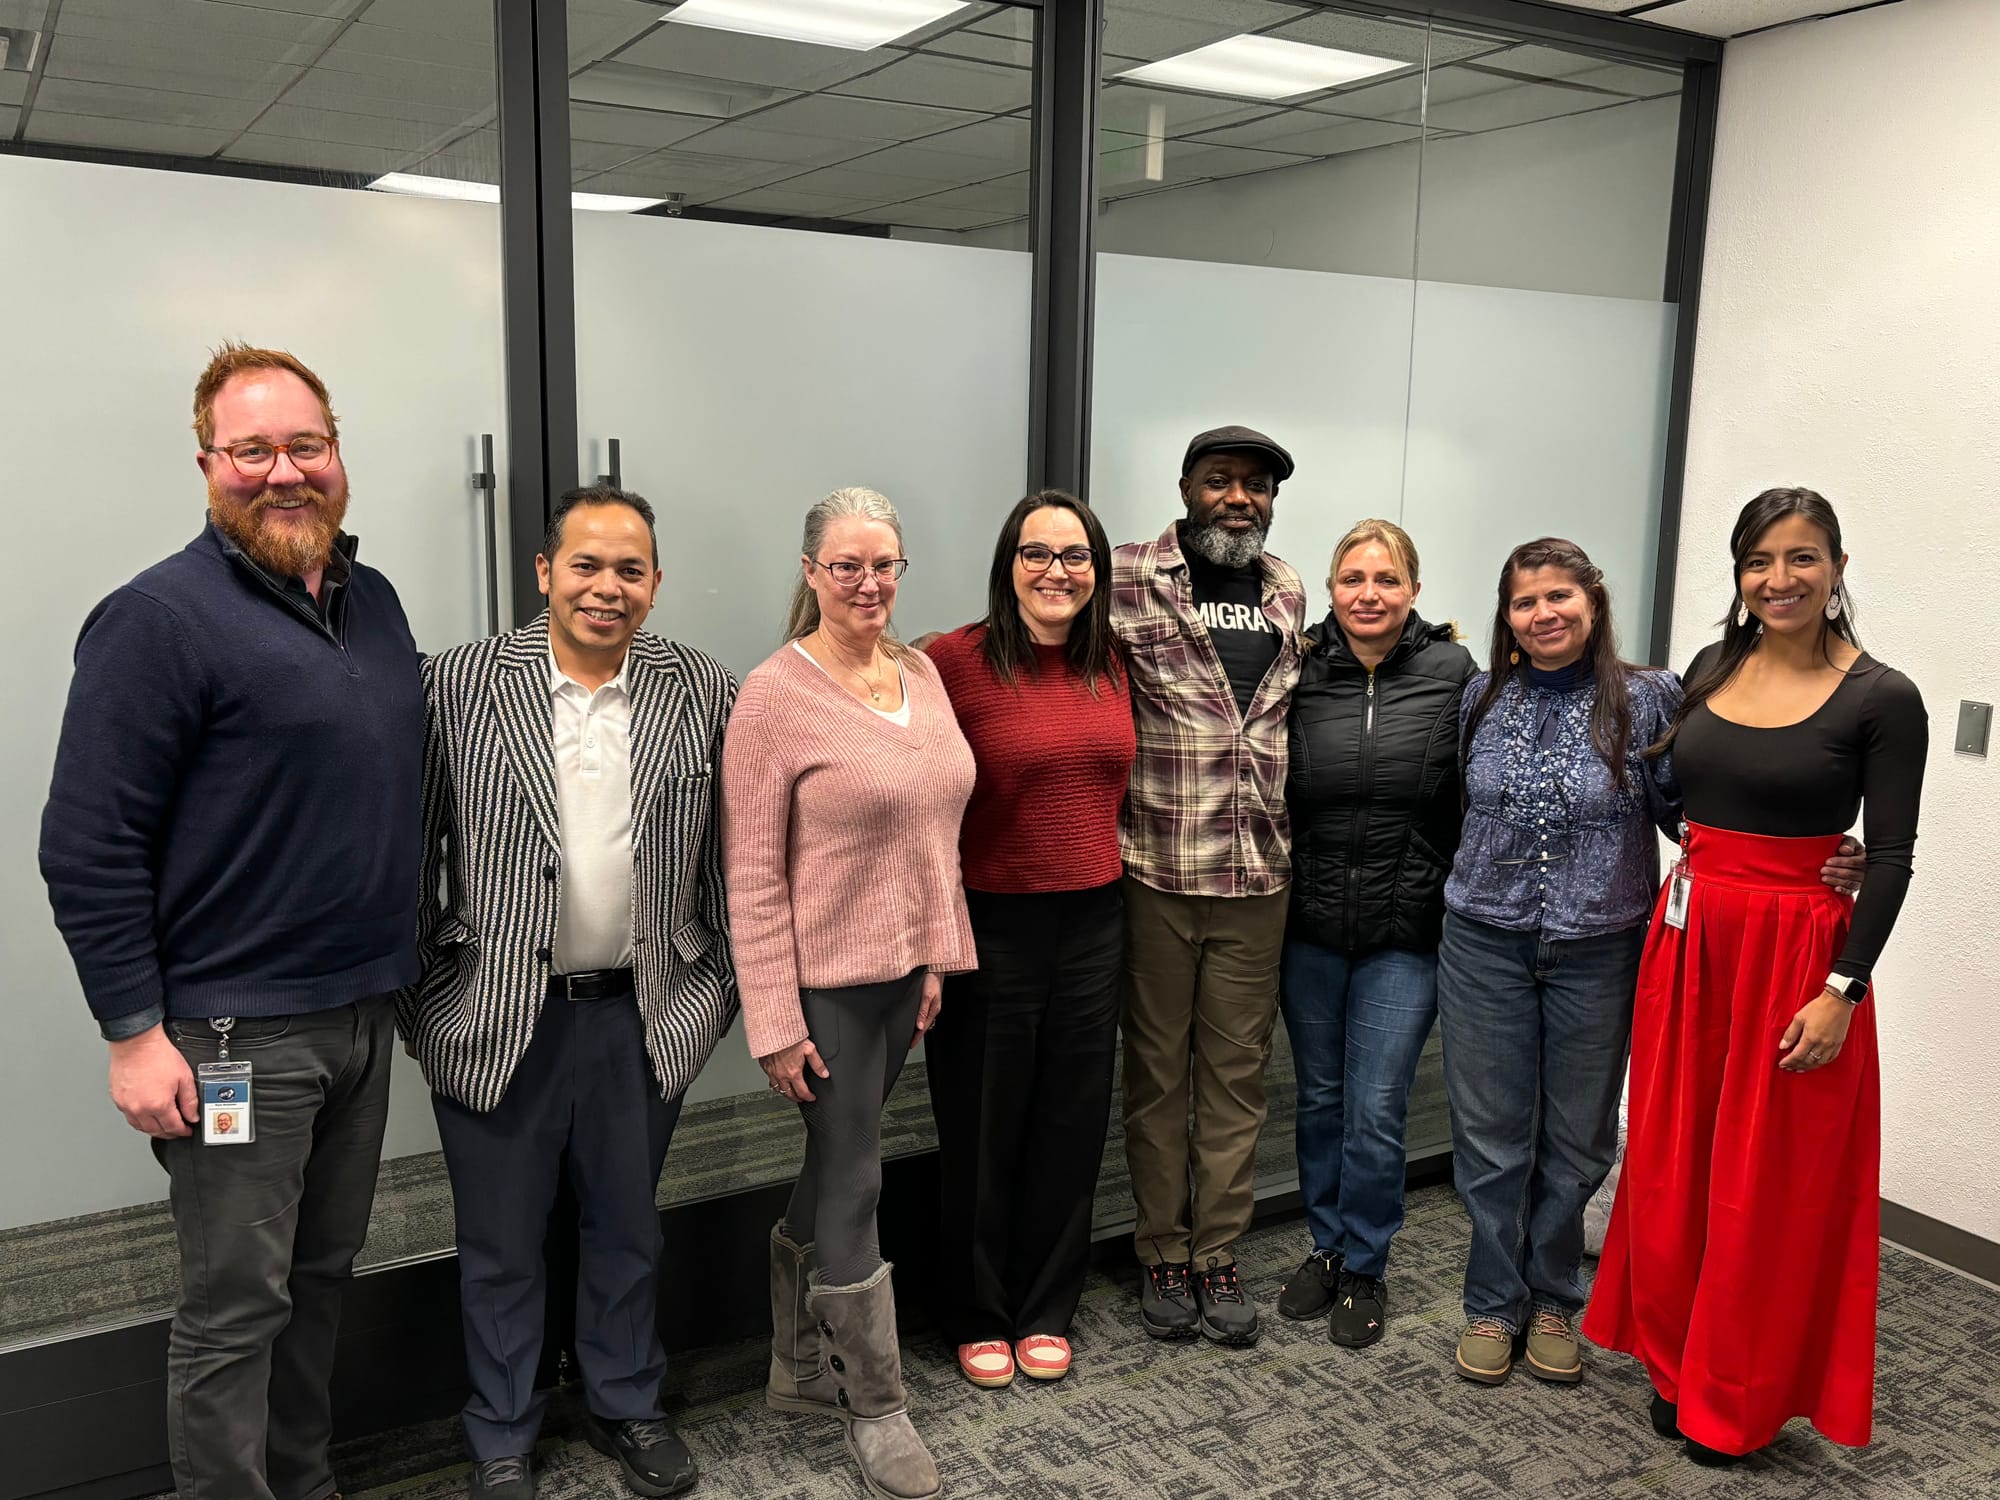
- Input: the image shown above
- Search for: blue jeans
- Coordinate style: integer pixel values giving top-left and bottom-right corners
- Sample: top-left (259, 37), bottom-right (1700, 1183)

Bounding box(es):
top-left (1435, 911), bottom-right (1643, 1331)
top-left (1278, 940), bottom-right (1439, 1279)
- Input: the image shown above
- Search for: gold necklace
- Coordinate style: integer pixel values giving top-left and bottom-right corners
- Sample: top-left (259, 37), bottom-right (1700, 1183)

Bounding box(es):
top-left (817, 629), bottom-right (887, 704)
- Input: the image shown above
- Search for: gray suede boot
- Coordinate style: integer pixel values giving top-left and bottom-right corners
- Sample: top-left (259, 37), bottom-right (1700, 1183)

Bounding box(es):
top-left (809, 1262), bottom-right (943, 1500)
top-left (767, 1223), bottom-right (844, 1418)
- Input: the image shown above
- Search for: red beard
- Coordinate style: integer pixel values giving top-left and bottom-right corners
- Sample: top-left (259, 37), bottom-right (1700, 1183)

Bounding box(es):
top-left (208, 478), bottom-right (349, 578)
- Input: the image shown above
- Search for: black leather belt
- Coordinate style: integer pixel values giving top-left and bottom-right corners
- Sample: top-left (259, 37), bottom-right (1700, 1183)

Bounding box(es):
top-left (549, 967), bottom-right (635, 1002)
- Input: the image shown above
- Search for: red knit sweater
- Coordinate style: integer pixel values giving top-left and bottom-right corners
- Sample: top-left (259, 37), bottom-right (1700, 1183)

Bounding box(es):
top-left (924, 623), bottom-right (1136, 894)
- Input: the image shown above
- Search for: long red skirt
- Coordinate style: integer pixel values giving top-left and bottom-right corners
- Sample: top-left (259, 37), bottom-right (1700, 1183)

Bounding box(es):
top-left (1583, 822), bottom-right (1879, 1454)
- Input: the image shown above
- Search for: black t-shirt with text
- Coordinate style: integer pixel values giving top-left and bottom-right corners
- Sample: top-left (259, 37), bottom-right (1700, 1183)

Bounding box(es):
top-left (1183, 539), bottom-right (1279, 720)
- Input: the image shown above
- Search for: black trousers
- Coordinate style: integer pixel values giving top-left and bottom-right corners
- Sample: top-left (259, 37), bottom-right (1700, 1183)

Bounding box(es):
top-left (926, 882), bottom-right (1124, 1345)
top-left (783, 969), bottom-right (927, 1287)
top-left (155, 997), bottom-right (395, 1500)
top-left (431, 984), bottom-right (682, 1461)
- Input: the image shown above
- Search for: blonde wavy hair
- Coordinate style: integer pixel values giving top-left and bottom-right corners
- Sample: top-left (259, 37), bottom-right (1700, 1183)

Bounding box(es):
top-left (784, 486), bottom-right (912, 660)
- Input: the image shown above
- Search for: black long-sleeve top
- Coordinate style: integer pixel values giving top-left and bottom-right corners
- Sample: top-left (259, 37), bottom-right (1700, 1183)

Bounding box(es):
top-left (1673, 645), bottom-right (1927, 983)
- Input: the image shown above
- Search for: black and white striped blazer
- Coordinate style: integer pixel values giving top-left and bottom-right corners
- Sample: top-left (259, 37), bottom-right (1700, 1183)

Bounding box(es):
top-left (395, 616), bottom-right (738, 1111)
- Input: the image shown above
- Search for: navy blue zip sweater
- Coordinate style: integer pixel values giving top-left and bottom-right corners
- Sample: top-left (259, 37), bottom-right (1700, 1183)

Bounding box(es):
top-left (40, 523), bottom-right (423, 1039)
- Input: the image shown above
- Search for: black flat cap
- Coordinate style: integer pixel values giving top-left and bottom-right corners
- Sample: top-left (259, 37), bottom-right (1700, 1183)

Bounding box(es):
top-left (1181, 424), bottom-right (1294, 483)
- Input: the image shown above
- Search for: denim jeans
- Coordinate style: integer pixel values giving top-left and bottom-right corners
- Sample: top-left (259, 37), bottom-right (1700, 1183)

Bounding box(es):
top-left (1278, 940), bottom-right (1438, 1279)
top-left (1435, 911), bottom-right (1644, 1331)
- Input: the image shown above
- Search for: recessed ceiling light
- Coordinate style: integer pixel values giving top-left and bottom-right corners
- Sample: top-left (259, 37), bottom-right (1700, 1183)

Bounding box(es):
top-left (662, 0), bottom-right (971, 52)
top-left (369, 174), bottom-right (665, 214)
top-left (1118, 35), bottom-right (1405, 101)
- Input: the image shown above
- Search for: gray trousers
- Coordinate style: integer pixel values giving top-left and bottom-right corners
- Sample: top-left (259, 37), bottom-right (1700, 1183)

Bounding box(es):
top-left (154, 997), bottom-right (396, 1500)
top-left (784, 969), bottom-right (926, 1286)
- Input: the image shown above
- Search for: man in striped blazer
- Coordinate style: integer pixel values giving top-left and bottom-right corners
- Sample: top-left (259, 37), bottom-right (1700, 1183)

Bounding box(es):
top-left (398, 486), bottom-right (736, 1500)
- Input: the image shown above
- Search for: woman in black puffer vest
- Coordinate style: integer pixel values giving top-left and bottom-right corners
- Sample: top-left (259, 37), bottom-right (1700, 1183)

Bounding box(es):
top-left (1274, 519), bottom-right (1475, 1347)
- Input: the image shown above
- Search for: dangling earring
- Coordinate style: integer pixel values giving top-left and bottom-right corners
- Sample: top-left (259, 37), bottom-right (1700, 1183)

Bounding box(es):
top-left (1509, 648), bottom-right (1520, 667)
top-left (1731, 599), bottom-right (1747, 629)
top-left (1825, 585), bottom-right (1844, 621)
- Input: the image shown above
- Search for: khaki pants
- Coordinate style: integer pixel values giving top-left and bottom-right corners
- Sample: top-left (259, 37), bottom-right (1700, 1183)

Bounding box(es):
top-left (1119, 876), bottom-right (1288, 1268)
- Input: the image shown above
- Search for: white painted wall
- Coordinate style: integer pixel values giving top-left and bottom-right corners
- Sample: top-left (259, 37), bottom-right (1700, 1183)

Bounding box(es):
top-left (1674, 0), bottom-right (2000, 1240)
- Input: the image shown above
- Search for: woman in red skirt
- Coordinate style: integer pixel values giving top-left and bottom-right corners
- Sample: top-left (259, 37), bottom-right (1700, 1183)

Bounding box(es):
top-left (1584, 488), bottom-right (1928, 1464)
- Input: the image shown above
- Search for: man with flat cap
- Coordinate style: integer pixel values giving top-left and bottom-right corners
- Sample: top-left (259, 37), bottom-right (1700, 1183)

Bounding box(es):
top-left (1109, 425), bottom-right (1306, 1348)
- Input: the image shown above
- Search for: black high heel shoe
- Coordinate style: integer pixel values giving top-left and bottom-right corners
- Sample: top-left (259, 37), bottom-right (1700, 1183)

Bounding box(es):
top-left (1649, 1393), bottom-right (1680, 1440)
top-left (1684, 1437), bottom-right (1744, 1467)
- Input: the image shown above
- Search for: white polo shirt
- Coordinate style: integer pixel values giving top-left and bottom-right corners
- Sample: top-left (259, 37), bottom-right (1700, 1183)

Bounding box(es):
top-left (548, 645), bottom-right (635, 973)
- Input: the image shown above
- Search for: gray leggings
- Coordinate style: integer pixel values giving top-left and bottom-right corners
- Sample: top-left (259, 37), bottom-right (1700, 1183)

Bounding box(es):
top-left (783, 968), bottom-right (926, 1287)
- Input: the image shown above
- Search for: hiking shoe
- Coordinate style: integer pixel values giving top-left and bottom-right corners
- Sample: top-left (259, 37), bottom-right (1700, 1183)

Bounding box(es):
top-left (1327, 1270), bottom-right (1386, 1348)
top-left (1194, 1259), bottom-right (1260, 1346)
top-left (1276, 1247), bottom-right (1341, 1321)
top-left (956, 1340), bottom-right (1015, 1389)
top-left (1525, 1307), bottom-right (1583, 1383)
top-left (583, 1414), bottom-right (699, 1498)
top-left (1141, 1261), bottom-right (1199, 1340)
top-left (468, 1456), bottom-right (534, 1500)
top-left (1455, 1318), bottom-right (1514, 1384)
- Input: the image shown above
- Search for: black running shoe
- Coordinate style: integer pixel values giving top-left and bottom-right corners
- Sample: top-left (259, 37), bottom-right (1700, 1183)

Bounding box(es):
top-left (467, 1456), bottom-right (534, 1500)
top-left (1327, 1270), bottom-right (1386, 1348)
top-left (583, 1415), bottom-right (699, 1498)
top-left (1194, 1259), bottom-right (1260, 1346)
top-left (1141, 1261), bottom-right (1200, 1340)
top-left (1276, 1247), bottom-right (1341, 1321)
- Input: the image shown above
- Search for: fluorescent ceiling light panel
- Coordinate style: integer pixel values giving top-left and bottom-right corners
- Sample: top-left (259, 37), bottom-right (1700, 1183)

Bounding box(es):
top-left (370, 175), bottom-right (663, 214)
top-left (1119, 35), bottom-right (1404, 101)
top-left (662, 0), bottom-right (971, 51)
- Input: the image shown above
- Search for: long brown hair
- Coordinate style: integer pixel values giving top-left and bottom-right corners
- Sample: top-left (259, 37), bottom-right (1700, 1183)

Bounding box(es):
top-left (1462, 537), bottom-right (1639, 790)
top-left (978, 490), bottom-right (1120, 695)
top-left (1650, 487), bottom-right (1861, 757)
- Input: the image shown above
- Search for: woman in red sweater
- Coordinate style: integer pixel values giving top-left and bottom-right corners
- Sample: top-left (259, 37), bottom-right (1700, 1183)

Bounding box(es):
top-left (922, 490), bottom-right (1137, 1391)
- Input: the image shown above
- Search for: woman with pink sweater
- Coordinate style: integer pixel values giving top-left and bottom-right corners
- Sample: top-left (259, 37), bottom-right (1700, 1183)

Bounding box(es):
top-left (722, 486), bottom-right (975, 1500)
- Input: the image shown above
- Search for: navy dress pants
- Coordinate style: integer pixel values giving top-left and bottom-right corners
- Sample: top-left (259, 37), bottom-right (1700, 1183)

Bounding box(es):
top-left (431, 984), bottom-right (683, 1460)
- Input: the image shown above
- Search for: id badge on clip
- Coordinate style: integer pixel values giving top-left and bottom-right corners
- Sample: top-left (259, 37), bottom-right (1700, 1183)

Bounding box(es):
top-left (199, 1058), bottom-right (254, 1145)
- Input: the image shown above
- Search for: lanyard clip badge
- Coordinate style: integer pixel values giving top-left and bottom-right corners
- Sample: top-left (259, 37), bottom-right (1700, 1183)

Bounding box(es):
top-left (1665, 821), bottom-right (1692, 931)
top-left (199, 1018), bottom-right (254, 1145)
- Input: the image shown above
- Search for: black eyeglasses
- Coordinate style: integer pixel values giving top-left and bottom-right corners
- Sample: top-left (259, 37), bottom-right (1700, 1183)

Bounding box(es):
top-left (203, 436), bottom-right (337, 478)
top-left (1016, 544), bottom-right (1094, 574)
top-left (811, 557), bottom-right (909, 588)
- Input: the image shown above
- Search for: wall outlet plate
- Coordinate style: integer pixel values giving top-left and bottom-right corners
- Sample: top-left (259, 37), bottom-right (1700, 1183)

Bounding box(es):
top-left (1956, 700), bottom-right (1992, 757)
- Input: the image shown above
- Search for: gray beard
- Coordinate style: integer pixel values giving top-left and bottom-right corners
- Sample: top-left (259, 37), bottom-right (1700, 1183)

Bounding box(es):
top-left (1184, 518), bottom-right (1268, 570)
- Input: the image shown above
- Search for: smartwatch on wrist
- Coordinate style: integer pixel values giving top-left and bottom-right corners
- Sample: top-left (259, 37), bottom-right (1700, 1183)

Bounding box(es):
top-left (1823, 972), bottom-right (1869, 1005)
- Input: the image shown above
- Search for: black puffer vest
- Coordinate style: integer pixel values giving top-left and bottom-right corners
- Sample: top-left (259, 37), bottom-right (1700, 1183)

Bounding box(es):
top-left (1285, 610), bottom-right (1476, 955)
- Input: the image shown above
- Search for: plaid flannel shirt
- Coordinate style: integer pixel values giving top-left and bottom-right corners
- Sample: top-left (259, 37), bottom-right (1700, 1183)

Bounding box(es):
top-left (1111, 522), bottom-right (1307, 898)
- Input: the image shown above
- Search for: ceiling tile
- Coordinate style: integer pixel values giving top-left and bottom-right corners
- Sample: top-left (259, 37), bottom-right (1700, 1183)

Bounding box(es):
top-left (25, 109), bottom-right (241, 156)
top-left (842, 139), bottom-right (1007, 183)
top-left (56, 0), bottom-right (343, 45)
top-left (566, 1), bottom-right (663, 67)
top-left (665, 119), bottom-right (881, 168)
top-left (1560, 61), bottom-right (1685, 97)
top-left (747, 92), bottom-right (984, 144)
top-left (249, 102), bottom-right (468, 152)
top-left (570, 62), bottom-right (791, 119)
top-left (1187, 112), bottom-right (1422, 157)
top-left (411, 127), bottom-right (502, 181)
top-left (698, 185), bottom-right (878, 217)
top-left (0, 104), bottom-right (18, 135)
top-left (849, 200), bottom-right (1003, 231)
top-left (918, 30), bottom-right (1030, 67)
top-left (570, 101), bottom-right (718, 149)
top-left (223, 131), bottom-right (411, 175)
top-left (762, 160), bottom-right (942, 202)
top-left (1626, 0), bottom-right (1853, 35)
top-left (1099, 81), bottom-right (1270, 138)
top-left (1263, 9), bottom-right (1489, 68)
top-left (1099, 130), bottom-right (1309, 193)
top-left (1425, 80), bottom-right (1627, 132)
top-left (340, 0), bottom-right (494, 39)
top-left (967, 8), bottom-right (1034, 41)
top-left (319, 21), bottom-right (495, 74)
top-left (273, 75), bottom-right (481, 127)
top-left (1102, 0), bottom-right (1312, 65)
top-left (41, 33), bottom-right (311, 99)
top-left (903, 171), bottom-right (1028, 214)
top-left (915, 114), bottom-right (1029, 163)
top-left (0, 70), bottom-right (25, 107)
top-left (613, 19), bottom-right (882, 91)
top-left (584, 151), bottom-right (797, 198)
top-left (1523, 1), bottom-right (1652, 10)
top-left (30, 75), bottom-right (267, 131)
top-left (829, 53), bottom-right (1029, 113)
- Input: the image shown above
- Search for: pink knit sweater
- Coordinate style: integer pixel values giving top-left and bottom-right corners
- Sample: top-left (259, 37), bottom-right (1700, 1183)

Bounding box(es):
top-left (722, 642), bottom-right (978, 1059)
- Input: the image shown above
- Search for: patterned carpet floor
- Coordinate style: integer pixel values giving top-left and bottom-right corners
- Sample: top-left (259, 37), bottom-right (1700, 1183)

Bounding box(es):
top-left (326, 1184), bottom-right (2000, 1500)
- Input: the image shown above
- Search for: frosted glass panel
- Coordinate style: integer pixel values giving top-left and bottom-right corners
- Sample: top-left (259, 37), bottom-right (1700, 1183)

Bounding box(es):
top-left (0, 154), bottom-right (508, 1231)
top-left (1400, 280), bottom-right (1677, 656)
top-left (573, 214), bottom-right (1032, 1106)
top-left (1089, 252), bottom-right (1415, 567)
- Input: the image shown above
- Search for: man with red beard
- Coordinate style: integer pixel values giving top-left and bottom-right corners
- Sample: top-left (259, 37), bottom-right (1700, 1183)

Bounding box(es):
top-left (40, 344), bottom-right (422, 1500)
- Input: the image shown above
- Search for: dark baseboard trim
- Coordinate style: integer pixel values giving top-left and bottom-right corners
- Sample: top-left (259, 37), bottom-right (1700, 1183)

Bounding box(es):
top-left (1881, 1199), bottom-right (2000, 1287)
top-left (0, 1147), bottom-right (1452, 1500)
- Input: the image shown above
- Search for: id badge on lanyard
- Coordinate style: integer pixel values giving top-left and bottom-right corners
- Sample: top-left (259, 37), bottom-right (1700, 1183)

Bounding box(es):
top-left (1664, 822), bottom-right (1692, 931)
top-left (199, 1018), bottom-right (255, 1145)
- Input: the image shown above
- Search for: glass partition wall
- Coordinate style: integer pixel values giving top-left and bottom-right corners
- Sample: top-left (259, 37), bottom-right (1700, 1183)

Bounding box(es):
top-left (1, 0), bottom-right (1707, 1361)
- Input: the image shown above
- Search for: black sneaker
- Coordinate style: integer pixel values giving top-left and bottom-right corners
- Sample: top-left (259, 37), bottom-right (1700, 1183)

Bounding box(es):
top-left (1194, 1259), bottom-right (1260, 1346)
top-left (468, 1456), bottom-right (534, 1500)
top-left (1277, 1247), bottom-right (1341, 1321)
top-left (583, 1414), bottom-right (699, 1498)
top-left (1327, 1270), bottom-right (1386, 1347)
top-left (1141, 1261), bottom-right (1200, 1340)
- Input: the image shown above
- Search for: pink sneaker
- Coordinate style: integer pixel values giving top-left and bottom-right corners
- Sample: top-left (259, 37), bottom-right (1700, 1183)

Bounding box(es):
top-left (1013, 1335), bottom-right (1072, 1381)
top-left (956, 1340), bottom-right (1015, 1388)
